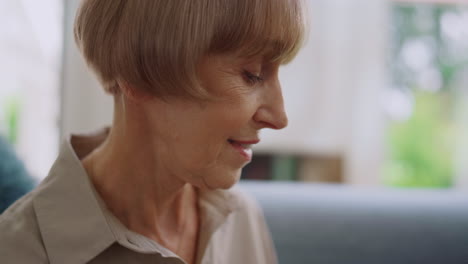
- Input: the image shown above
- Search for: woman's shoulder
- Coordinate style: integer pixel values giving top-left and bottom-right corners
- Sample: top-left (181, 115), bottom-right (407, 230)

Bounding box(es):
top-left (0, 188), bottom-right (48, 263)
top-left (199, 184), bottom-right (267, 231)
top-left (221, 184), bottom-right (271, 233)
top-left (206, 184), bottom-right (278, 264)
top-left (228, 184), bottom-right (264, 215)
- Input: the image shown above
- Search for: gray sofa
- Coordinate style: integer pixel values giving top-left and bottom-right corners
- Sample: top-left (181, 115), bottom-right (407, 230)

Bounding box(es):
top-left (240, 180), bottom-right (468, 264)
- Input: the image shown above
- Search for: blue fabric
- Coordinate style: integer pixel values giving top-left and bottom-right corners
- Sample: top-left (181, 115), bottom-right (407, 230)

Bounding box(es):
top-left (240, 180), bottom-right (468, 264)
top-left (0, 136), bottom-right (35, 213)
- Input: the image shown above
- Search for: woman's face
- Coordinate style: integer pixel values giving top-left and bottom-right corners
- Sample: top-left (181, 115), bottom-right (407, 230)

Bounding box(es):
top-left (143, 54), bottom-right (288, 190)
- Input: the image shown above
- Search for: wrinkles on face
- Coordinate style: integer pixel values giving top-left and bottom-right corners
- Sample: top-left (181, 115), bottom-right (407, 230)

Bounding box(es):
top-left (206, 66), bottom-right (253, 102)
top-left (141, 53), bottom-right (284, 191)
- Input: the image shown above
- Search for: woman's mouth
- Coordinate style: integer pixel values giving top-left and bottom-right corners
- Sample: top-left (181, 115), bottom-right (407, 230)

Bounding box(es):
top-left (227, 139), bottom-right (258, 161)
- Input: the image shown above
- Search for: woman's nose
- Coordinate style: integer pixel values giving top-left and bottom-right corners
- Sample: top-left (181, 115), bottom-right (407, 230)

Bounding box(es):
top-left (253, 81), bottom-right (289, 130)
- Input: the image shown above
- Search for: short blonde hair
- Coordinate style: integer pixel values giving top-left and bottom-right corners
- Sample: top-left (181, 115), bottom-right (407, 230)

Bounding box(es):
top-left (74, 0), bottom-right (306, 100)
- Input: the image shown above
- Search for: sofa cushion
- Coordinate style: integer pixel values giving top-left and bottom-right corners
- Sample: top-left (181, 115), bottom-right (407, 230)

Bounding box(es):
top-left (240, 181), bottom-right (468, 264)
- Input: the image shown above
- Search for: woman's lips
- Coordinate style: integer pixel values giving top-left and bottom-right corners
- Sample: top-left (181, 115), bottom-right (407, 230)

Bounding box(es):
top-left (228, 139), bottom-right (259, 161)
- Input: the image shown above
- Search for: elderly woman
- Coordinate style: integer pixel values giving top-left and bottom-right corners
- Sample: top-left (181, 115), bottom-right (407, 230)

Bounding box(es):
top-left (0, 0), bottom-right (305, 263)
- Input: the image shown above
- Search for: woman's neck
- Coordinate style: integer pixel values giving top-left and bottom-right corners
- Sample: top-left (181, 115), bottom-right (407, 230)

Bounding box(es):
top-left (81, 124), bottom-right (199, 262)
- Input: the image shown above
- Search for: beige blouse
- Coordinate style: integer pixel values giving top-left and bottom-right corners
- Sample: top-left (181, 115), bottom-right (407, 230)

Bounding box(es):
top-left (0, 130), bottom-right (278, 264)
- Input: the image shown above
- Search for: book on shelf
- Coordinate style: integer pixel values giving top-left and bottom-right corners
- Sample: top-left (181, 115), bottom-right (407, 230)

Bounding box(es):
top-left (241, 154), bottom-right (298, 181)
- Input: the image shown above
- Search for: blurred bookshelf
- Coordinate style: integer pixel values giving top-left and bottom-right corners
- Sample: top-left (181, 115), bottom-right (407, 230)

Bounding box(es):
top-left (241, 154), bottom-right (343, 183)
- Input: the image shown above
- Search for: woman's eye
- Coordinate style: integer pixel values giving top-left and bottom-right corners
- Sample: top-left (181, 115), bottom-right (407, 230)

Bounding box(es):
top-left (243, 70), bottom-right (264, 85)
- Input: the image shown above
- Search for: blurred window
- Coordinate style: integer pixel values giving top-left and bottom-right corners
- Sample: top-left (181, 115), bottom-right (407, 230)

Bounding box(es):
top-left (384, 1), bottom-right (468, 188)
top-left (0, 0), bottom-right (63, 179)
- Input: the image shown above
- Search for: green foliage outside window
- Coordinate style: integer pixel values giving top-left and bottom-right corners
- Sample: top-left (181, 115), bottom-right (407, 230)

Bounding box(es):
top-left (384, 91), bottom-right (455, 188)
top-left (1, 96), bottom-right (20, 144)
top-left (385, 4), bottom-right (468, 188)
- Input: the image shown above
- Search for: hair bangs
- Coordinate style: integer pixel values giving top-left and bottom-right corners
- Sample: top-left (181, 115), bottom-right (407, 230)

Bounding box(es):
top-left (74, 0), bottom-right (306, 101)
top-left (210, 0), bottom-right (306, 64)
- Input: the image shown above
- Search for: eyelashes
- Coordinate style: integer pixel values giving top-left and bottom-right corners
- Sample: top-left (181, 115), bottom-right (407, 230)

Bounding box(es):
top-left (243, 70), bottom-right (264, 85)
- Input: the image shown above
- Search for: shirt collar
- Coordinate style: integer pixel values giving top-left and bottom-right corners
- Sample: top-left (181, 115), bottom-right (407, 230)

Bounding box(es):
top-left (33, 129), bottom-right (240, 264)
top-left (195, 188), bottom-right (241, 264)
top-left (33, 138), bottom-right (115, 264)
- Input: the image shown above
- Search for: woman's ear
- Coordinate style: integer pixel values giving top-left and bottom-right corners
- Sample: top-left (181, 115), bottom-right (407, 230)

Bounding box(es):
top-left (116, 79), bottom-right (152, 103)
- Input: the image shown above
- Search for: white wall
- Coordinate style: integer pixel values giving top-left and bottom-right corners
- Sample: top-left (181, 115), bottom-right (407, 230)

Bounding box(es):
top-left (258, 0), bottom-right (390, 185)
top-left (61, 0), bottom-right (113, 137)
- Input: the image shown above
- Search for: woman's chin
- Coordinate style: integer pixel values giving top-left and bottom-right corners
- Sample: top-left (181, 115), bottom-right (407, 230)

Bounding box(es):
top-left (197, 169), bottom-right (242, 190)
